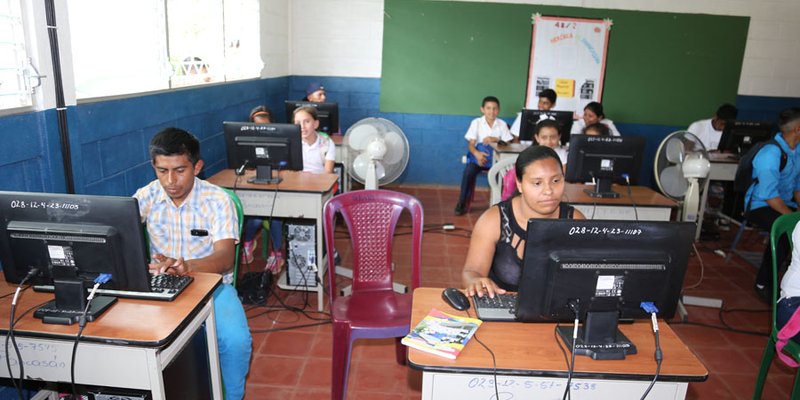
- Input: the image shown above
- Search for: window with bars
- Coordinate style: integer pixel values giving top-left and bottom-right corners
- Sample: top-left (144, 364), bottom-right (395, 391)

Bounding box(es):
top-left (68, 0), bottom-right (262, 99)
top-left (0, 0), bottom-right (33, 110)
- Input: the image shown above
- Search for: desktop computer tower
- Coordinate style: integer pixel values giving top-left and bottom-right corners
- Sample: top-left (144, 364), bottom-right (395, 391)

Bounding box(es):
top-left (286, 220), bottom-right (318, 288)
top-left (333, 162), bottom-right (345, 194)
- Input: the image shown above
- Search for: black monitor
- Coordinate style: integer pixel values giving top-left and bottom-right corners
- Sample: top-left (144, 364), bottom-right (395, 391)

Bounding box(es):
top-left (224, 122), bottom-right (303, 184)
top-left (0, 191), bottom-right (154, 324)
top-left (516, 219), bottom-right (694, 359)
top-left (518, 109), bottom-right (574, 144)
top-left (284, 101), bottom-right (340, 134)
top-left (565, 135), bottom-right (646, 198)
top-left (717, 120), bottom-right (775, 154)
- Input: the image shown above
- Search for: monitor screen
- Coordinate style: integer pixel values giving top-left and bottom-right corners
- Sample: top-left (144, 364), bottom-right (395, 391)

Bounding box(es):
top-left (518, 109), bottom-right (574, 144)
top-left (284, 101), bottom-right (340, 134)
top-left (717, 120), bottom-right (775, 154)
top-left (565, 135), bottom-right (646, 198)
top-left (516, 219), bottom-right (694, 359)
top-left (0, 191), bottom-right (152, 322)
top-left (224, 122), bottom-right (303, 180)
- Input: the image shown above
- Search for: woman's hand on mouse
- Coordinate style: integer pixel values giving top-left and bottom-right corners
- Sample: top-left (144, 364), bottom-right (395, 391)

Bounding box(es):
top-left (465, 277), bottom-right (506, 298)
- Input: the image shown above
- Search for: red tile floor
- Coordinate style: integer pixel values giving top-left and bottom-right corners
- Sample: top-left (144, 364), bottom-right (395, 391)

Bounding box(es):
top-left (239, 186), bottom-right (795, 399)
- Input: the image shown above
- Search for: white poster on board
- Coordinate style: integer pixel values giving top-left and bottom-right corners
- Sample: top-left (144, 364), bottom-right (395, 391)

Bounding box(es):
top-left (525, 14), bottom-right (612, 117)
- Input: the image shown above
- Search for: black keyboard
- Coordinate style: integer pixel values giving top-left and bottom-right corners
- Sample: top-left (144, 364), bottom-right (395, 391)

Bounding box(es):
top-left (473, 293), bottom-right (518, 321)
top-left (34, 274), bottom-right (194, 301)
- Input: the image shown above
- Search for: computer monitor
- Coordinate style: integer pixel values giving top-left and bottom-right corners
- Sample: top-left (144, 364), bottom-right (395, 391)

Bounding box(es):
top-left (224, 122), bottom-right (303, 184)
top-left (518, 109), bottom-right (574, 145)
top-left (717, 120), bottom-right (775, 154)
top-left (516, 219), bottom-right (694, 359)
top-left (0, 191), bottom-right (153, 324)
top-left (284, 101), bottom-right (340, 134)
top-left (565, 135), bottom-right (646, 198)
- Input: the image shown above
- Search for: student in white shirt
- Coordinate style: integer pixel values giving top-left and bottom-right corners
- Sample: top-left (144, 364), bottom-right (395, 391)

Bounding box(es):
top-left (687, 103), bottom-right (738, 151)
top-left (509, 89), bottom-right (557, 139)
top-left (570, 102), bottom-right (621, 137)
top-left (455, 96), bottom-right (513, 215)
top-left (294, 106), bottom-right (336, 173)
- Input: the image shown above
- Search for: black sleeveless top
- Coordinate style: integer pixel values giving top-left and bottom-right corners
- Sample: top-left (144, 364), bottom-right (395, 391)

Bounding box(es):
top-left (488, 198), bottom-right (575, 292)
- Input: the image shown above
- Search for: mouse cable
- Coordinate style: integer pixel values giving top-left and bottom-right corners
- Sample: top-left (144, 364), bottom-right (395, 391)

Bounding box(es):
top-left (622, 174), bottom-right (639, 221)
top-left (640, 302), bottom-right (663, 400)
top-left (6, 268), bottom-right (39, 400)
top-left (466, 309), bottom-right (499, 400)
top-left (562, 300), bottom-right (580, 400)
top-left (70, 274), bottom-right (111, 399)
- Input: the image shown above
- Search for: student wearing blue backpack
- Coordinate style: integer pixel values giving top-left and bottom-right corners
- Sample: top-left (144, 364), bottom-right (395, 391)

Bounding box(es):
top-left (748, 108), bottom-right (800, 300)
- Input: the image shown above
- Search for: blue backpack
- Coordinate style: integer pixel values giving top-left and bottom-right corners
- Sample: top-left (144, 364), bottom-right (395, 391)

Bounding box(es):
top-left (734, 139), bottom-right (788, 212)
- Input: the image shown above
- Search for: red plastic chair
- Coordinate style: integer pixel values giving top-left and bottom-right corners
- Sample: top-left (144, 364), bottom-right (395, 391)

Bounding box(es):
top-left (323, 189), bottom-right (423, 400)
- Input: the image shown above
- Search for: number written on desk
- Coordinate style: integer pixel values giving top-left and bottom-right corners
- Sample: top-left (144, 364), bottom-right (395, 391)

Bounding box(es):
top-left (467, 377), bottom-right (597, 394)
top-left (0, 340), bottom-right (67, 370)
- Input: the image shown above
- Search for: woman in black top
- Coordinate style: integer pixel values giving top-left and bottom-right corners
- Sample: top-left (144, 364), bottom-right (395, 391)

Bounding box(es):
top-left (462, 145), bottom-right (585, 297)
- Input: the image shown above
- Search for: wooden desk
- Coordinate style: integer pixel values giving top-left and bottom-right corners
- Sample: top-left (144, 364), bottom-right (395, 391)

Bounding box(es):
top-left (0, 273), bottom-right (222, 399)
top-left (408, 288), bottom-right (707, 400)
top-left (490, 142), bottom-right (530, 165)
top-left (207, 169), bottom-right (338, 311)
top-left (564, 183), bottom-right (677, 221)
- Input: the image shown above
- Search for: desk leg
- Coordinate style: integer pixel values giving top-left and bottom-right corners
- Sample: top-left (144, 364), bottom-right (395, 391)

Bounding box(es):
top-left (205, 301), bottom-right (224, 399)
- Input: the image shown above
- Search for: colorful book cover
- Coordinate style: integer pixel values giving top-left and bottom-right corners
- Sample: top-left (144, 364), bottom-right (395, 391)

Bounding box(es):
top-left (402, 308), bottom-right (483, 359)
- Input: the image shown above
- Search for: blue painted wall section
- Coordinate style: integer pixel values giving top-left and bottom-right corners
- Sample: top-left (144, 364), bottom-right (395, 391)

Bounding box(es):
top-left (0, 75), bottom-right (798, 197)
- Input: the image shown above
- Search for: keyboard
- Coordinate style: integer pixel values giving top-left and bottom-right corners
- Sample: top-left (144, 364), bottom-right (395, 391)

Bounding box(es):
top-left (472, 293), bottom-right (518, 321)
top-left (34, 274), bottom-right (194, 301)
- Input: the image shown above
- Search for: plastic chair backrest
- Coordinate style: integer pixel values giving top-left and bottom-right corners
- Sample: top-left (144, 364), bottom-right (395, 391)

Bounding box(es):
top-left (323, 190), bottom-right (423, 300)
top-left (488, 157), bottom-right (517, 206)
top-left (221, 187), bottom-right (245, 287)
top-left (770, 212), bottom-right (800, 331)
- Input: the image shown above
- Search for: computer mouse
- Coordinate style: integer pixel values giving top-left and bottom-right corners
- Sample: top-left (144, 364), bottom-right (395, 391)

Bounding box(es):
top-left (442, 288), bottom-right (470, 311)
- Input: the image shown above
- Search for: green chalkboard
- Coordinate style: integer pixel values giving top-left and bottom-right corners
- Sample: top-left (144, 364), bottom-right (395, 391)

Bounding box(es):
top-left (381, 0), bottom-right (749, 126)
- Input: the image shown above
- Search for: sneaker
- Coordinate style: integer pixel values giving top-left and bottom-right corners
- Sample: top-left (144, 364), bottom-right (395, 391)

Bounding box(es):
top-left (454, 203), bottom-right (466, 216)
top-left (242, 240), bottom-right (255, 264)
top-left (754, 284), bottom-right (771, 304)
top-left (266, 251), bottom-right (284, 275)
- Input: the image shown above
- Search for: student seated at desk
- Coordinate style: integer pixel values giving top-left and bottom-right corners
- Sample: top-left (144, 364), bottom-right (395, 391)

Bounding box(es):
top-left (500, 121), bottom-right (567, 201)
top-left (583, 122), bottom-right (611, 136)
top-left (134, 128), bottom-right (251, 400)
top-left (295, 106), bottom-right (336, 174)
top-left (570, 101), bottom-right (620, 137)
top-left (240, 105), bottom-right (285, 270)
top-left (463, 146), bottom-right (585, 297)
top-left (455, 96), bottom-right (513, 216)
top-left (303, 82), bottom-right (327, 103)
top-left (509, 89), bottom-right (558, 140)
top-left (687, 103), bottom-right (738, 151)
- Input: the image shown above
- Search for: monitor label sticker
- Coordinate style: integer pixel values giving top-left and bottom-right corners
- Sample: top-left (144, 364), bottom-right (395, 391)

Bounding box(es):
top-left (255, 147), bottom-right (268, 158)
top-left (595, 275), bottom-right (623, 297)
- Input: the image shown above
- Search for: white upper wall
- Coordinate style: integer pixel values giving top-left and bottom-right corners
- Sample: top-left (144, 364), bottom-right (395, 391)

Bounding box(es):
top-left (284, 0), bottom-right (800, 98)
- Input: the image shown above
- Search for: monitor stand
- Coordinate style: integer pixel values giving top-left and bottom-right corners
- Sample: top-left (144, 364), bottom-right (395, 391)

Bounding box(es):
top-left (583, 177), bottom-right (619, 198)
top-left (556, 310), bottom-right (637, 360)
top-left (248, 165), bottom-right (282, 185)
top-left (34, 278), bottom-right (117, 325)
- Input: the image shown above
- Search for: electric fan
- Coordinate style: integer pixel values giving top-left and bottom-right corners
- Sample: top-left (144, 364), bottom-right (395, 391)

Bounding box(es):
top-left (344, 118), bottom-right (410, 189)
top-left (654, 131), bottom-right (711, 223)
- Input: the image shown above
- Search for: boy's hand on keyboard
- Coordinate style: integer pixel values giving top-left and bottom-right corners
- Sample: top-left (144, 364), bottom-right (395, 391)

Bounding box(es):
top-left (465, 277), bottom-right (506, 299)
top-left (150, 253), bottom-right (189, 276)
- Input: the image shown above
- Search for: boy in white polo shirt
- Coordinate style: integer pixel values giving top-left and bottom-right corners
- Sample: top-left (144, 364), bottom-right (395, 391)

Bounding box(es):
top-left (455, 96), bottom-right (513, 215)
top-left (687, 103), bottom-right (738, 151)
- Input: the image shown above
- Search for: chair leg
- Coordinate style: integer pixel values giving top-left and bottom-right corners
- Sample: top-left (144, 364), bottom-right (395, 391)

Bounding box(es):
top-left (792, 367), bottom-right (800, 400)
top-left (395, 337), bottom-right (407, 366)
top-left (332, 322), bottom-right (353, 400)
top-left (727, 220), bottom-right (748, 263)
top-left (752, 335), bottom-right (777, 399)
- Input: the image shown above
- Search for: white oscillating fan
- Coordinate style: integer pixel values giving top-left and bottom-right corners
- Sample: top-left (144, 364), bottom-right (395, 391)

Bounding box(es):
top-left (345, 118), bottom-right (410, 189)
top-left (654, 131), bottom-right (711, 223)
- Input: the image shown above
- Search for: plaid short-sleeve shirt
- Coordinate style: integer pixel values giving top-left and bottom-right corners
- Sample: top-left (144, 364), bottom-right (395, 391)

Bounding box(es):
top-left (134, 178), bottom-right (239, 279)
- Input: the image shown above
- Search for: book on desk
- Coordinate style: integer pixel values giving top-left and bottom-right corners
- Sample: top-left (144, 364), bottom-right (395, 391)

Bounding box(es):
top-left (402, 308), bottom-right (482, 360)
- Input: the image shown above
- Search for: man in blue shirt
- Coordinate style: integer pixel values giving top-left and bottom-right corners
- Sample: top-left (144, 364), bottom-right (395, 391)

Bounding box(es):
top-left (748, 108), bottom-right (800, 299)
